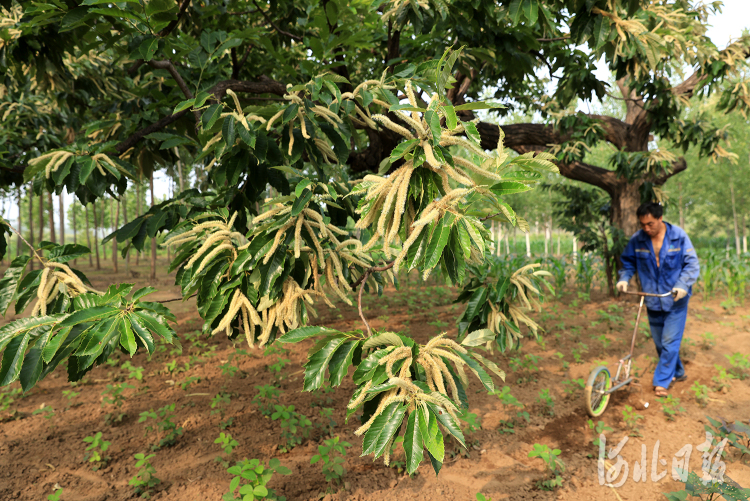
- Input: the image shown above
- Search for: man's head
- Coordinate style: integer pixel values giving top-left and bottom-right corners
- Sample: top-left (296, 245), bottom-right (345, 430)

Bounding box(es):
top-left (636, 202), bottom-right (664, 237)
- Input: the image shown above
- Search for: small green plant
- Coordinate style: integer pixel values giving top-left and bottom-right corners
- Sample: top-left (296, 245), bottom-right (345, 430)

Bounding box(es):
top-left (712, 364), bottom-right (736, 392)
top-left (271, 404), bottom-right (312, 452)
top-left (476, 494), bottom-right (493, 501)
top-left (528, 443), bottom-right (564, 490)
top-left (536, 389), bottom-right (555, 416)
top-left (562, 378), bottom-right (584, 395)
top-left (596, 334), bottom-right (611, 348)
top-left (211, 392), bottom-right (232, 417)
top-left (690, 381), bottom-right (710, 407)
top-left (101, 382), bottom-right (134, 425)
top-left (459, 409), bottom-right (482, 433)
top-left (0, 387), bottom-right (21, 412)
top-left (699, 332), bottom-right (716, 350)
top-left (725, 352), bottom-right (750, 380)
top-left (138, 403), bottom-right (184, 450)
top-left (492, 387), bottom-right (524, 433)
top-left (703, 416), bottom-right (750, 460)
top-left (622, 405), bottom-right (644, 437)
top-left (219, 361), bottom-right (240, 379)
top-left (180, 375), bottom-right (201, 391)
top-left (657, 395), bottom-right (685, 421)
top-left (47, 488), bottom-right (63, 501)
top-left (62, 389), bottom-right (81, 409)
top-left (83, 432), bottom-right (111, 470)
top-left (223, 458), bottom-right (291, 501)
top-left (252, 385), bottom-right (282, 416)
top-left (220, 417), bottom-right (235, 430)
top-left (311, 436), bottom-right (352, 487)
top-left (215, 432), bottom-right (240, 467)
top-left (268, 356), bottom-right (290, 379)
top-left (121, 361), bottom-right (145, 381)
top-left (317, 407), bottom-right (337, 436)
top-left (587, 420), bottom-right (613, 454)
top-left (129, 453), bottom-right (161, 498)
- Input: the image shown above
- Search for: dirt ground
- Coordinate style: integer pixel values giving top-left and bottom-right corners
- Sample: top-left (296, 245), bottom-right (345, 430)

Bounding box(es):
top-left (1, 258), bottom-right (749, 501)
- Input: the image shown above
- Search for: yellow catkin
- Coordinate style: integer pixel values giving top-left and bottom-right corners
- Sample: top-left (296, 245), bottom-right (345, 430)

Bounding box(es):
top-left (287, 122), bottom-right (295, 156)
top-left (266, 108), bottom-right (285, 131)
top-left (371, 114), bottom-right (415, 139)
top-left (348, 380), bottom-right (373, 410)
top-left (297, 111), bottom-right (310, 139)
top-left (303, 220), bottom-right (326, 269)
top-left (423, 141), bottom-right (441, 168)
top-left (263, 219), bottom-right (296, 264)
top-left (193, 243), bottom-right (234, 276)
top-left (293, 215), bottom-right (304, 258)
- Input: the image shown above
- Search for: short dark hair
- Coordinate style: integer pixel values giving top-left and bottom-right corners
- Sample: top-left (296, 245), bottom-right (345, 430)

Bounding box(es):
top-left (636, 202), bottom-right (663, 219)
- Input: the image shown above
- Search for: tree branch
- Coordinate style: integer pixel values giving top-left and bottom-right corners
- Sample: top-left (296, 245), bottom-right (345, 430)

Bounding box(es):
top-left (148, 60), bottom-right (194, 100)
top-left (114, 109), bottom-right (190, 155)
top-left (653, 157), bottom-right (687, 185)
top-left (209, 76), bottom-right (288, 102)
top-left (157, 0), bottom-right (191, 37)
top-left (251, 0), bottom-right (303, 41)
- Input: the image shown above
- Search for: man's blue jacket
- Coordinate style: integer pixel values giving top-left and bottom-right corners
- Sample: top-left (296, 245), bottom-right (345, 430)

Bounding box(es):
top-left (618, 222), bottom-right (700, 311)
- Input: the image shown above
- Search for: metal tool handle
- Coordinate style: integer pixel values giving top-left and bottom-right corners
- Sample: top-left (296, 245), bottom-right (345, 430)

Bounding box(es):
top-left (622, 290), bottom-right (674, 298)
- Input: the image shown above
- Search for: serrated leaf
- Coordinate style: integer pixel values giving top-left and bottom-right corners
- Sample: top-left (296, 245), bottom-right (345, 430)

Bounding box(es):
top-left (291, 189), bottom-right (313, 216)
top-left (490, 181), bottom-right (533, 196)
top-left (119, 317), bottom-right (137, 356)
top-left (362, 402), bottom-right (407, 457)
top-left (444, 105), bottom-right (457, 130)
top-left (362, 332), bottom-right (404, 350)
top-left (390, 139), bottom-right (419, 162)
top-left (461, 329), bottom-right (494, 347)
top-left (404, 410), bottom-right (423, 475)
top-left (423, 214), bottom-right (454, 271)
top-left (328, 340), bottom-right (360, 387)
top-left (59, 306), bottom-right (119, 328)
top-left (0, 255), bottom-right (30, 316)
top-left (278, 326), bottom-right (335, 343)
top-left (303, 335), bottom-right (347, 391)
top-left (0, 330), bottom-right (31, 386)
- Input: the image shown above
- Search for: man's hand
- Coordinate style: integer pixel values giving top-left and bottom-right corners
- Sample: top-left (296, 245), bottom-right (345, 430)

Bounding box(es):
top-left (672, 287), bottom-right (688, 300)
top-left (616, 281), bottom-right (628, 293)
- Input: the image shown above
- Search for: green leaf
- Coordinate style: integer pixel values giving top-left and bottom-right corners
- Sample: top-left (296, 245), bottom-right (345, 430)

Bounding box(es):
top-left (303, 336), bottom-right (348, 391)
top-left (173, 98), bottom-right (196, 114)
top-left (327, 340), bottom-right (360, 387)
top-left (295, 179), bottom-right (312, 198)
top-left (59, 306), bottom-right (119, 328)
top-left (427, 402), bottom-right (465, 448)
top-left (0, 255), bottom-right (30, 316)
top-left (390, 139), bottom-right (419, 162)
top-left (423, 213), bottom-right (454, 270)
top-left (139, 37), bottom-right (159, 61)
top-left (424, 110), bottom-right (442, 146)
top-left (291, 189), bottom-right (313, 216)
top-left (417, 406), bottom-right (444, 463)
top-left (461, 329), bottom-right (494, 347)
top-left (0, 330), bottom-right (32, 385)
top-left (437, 47), bottom-right (463, 99)
top-left (509, 0), bottom-right (522, 26)
top-left (131, 286), bottom-right (158, 301)
top-left (462, 287), bottom-right (488, 324)
top-left (119, 317), bottom-right (137, 356)
top-left (444, 105), bottom-right (457, 130)
top-left (362, 402), bottom-right (407, 457)
top-left (490, 181), bottom-right (533, 196)
top-left (353, 348), bottom-right (394, 385)
top-left (132, 311), bottom-right (175, 342)
top-left (202, 104), bottom-right (222, 130)
top-left (404, 410), bottom-right (424, 475)
top-left (388, 104), bottom-right (426, 113)
top-left (454, 102), bottom-right (504, 111)
top-left (522, 0), bottom-right (538, 25)
top-left (236, 122), bottom-right (256, 147)
top-left (19, 347), bottom-right (45, 392)
top-left (278, 326), bottom-right (335, 343)
top-left (222, 116), bottom-right (236, 147)
top-left (456, 350), bottom-right (494, 391)
top-left (282, 103), bottom-right (299, 124)
top-left (258, 249), bottom-right (285, 296)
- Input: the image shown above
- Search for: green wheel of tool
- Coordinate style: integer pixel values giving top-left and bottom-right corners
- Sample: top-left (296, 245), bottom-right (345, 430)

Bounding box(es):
top-left (585, 366), bottom-right (612, 417)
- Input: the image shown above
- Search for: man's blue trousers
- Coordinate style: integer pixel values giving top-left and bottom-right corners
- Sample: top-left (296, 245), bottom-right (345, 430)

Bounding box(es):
top-left (646, 304), bottom-right (688, 389)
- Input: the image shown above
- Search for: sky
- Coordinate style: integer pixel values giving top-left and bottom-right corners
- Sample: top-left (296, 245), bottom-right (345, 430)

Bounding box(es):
top-left (3, 0), bottom-right (750, 234)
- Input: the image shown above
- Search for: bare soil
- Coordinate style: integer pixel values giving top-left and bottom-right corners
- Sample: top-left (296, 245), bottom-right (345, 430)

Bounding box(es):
top-left (1, 259), bottom-right (749, 501)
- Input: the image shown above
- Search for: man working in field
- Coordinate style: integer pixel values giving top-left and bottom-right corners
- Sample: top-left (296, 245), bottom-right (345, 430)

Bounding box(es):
top-left (616, 202), bottom-right (700, 398)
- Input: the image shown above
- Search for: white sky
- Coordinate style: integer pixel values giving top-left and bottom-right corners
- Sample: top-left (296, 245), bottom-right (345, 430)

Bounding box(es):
top-left (2, 1), bottom-right (749, 234)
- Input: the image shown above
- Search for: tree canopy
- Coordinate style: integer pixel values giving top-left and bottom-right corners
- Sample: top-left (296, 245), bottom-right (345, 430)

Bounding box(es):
top-left (1, 0), bottom-right (750, 474)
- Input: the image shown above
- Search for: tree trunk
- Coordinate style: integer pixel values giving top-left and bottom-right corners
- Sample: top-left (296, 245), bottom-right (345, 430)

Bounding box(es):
top-left (59, 192), bottom-right (64, 245)
top-left (85, 205), bottom-right (93, 267)
top-left (678, 181), bottom-right (685, 229)
top-left (72, 201), bottom-right (77, 265)
top-left (100, 199), bottom-right (107, 261)
top-left (730, 181), bottom-right (740, 257)
top-left (611, 182), bottom-right (642, 238)
top-left (742, 212), bottom-right (747, 254)
top-left (572, 237), bottom-right (578, 264)
top-left (15, 186), bottom-right (21, 258)
top-left (28, 187), bottom-right (34, 270)
top-left (38, 192), bottom-right (44, 244)
top-left (496, 223), bottom-right (502, 257)
top-left (47, 191), bottom-right (56, 244)
top-left (175, 147), bottom-right (184, 193)
top-left (136, 182), bottom-right (141, 266)
top-left (150, 171), bottom-right (156, 281)
top-left (112, 197), bottom-right (119, 273)
top-left (601, 223), bottom-right (615, 297)
top-left (557, 234), bottom-right (561, 255)
top-left (525, 232), bottom-right (531, 258)
top-left (92, 203), bottom-right (101, 270)
top-left (122, 194), bottom-right (130, 276)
